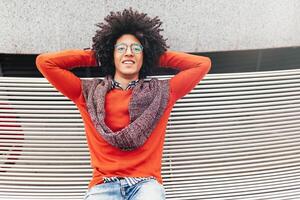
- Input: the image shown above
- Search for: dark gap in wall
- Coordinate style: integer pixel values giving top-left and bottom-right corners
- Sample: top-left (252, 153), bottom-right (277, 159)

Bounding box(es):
top-left (0, 46), bottom-right (299, 77)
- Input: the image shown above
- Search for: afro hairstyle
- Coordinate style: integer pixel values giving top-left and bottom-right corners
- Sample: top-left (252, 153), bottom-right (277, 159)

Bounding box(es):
top-left (92, 8), bottom-right (168, 79)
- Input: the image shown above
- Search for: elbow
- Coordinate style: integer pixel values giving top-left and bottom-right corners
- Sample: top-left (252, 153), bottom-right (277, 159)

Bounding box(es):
top-left (35, 54), bottom-right (45, 69)
top-left (36, 53), bottom-right (52, 70)
top-left (206, 57), bottom-right (212, 71)
top-left (199, 57), bottom-right (212, 73)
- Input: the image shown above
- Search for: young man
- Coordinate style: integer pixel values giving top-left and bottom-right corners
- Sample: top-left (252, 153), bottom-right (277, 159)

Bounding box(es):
top-left (36, 8), bottom-right (211, 200)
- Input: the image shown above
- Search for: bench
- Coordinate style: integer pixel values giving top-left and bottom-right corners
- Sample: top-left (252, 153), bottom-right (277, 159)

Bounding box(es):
top-left (1, 69), bottom-right (300, 200)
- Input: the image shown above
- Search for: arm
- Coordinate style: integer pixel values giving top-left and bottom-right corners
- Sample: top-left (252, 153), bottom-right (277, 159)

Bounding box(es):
top-left (159, 51), bottom-right (211, 101)
top-left (36, 49), bottom-right (97, 102)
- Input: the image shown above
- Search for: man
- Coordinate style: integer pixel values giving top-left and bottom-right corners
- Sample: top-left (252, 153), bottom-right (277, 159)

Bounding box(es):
top-left (36, 8), bottom-right (211, 200)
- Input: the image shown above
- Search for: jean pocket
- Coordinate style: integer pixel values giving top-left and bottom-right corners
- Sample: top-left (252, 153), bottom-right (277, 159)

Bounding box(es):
top-left (83, 184), bottom-right (105, 200)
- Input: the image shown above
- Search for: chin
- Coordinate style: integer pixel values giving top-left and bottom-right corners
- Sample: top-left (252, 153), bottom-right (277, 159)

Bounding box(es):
top-left (121, 69), bottom-right (138, 75)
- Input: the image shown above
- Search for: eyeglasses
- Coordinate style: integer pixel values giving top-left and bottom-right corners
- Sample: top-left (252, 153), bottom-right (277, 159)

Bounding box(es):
top-left (114, 43), bottom-right (143, 54)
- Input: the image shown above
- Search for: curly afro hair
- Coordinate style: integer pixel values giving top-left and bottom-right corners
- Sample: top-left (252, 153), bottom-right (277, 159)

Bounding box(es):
top-left (92, 8), bottom-right (168, 79)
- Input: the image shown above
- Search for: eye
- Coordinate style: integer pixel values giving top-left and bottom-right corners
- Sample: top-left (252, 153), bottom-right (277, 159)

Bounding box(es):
top-left (132, 45), bottom-right (143, 53)
top-left (115, 44), bottom-right (127, 53)
top-left (117, 46), bottom-right (126, 52)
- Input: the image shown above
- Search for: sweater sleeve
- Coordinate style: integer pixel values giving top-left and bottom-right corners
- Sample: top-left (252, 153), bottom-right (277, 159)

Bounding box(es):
top-left (159, 51), bottom-right (211, 101)
top-left (35, 49), bottom-right (97, 102)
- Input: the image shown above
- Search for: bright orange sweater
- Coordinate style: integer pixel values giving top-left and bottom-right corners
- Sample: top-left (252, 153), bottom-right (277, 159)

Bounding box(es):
top-left (36, 49), bottom-right (211, 189)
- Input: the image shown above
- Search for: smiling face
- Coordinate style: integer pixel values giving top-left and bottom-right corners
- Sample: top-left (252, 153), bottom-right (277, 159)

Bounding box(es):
top-left (113, 34), bottom-right (144, 80)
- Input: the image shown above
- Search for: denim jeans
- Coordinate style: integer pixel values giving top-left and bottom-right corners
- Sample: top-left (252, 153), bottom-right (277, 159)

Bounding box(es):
top-left (84, 178), bottom-right (165, 200)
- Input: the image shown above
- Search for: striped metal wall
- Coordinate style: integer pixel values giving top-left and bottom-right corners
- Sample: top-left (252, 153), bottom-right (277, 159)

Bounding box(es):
top-left (1, 69), bottom-right (300, 199)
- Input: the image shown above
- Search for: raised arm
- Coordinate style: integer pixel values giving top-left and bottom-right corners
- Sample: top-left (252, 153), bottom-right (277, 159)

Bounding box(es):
top-left (36, 49), bottom-right (97, 102)
top-left (159, 51), bottom-right (211, 101)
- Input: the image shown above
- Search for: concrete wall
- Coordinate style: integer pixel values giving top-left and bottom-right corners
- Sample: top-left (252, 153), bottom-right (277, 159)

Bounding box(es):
top-left (1, 0), bottom-right (299, 54)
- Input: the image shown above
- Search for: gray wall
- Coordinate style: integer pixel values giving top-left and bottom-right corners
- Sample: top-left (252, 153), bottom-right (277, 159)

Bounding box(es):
top-left (1, 0), bottom-right (299, 54)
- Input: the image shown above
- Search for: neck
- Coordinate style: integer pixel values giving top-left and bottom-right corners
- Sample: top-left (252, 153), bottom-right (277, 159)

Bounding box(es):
top-left (113, 74), bottom-right (139, 90)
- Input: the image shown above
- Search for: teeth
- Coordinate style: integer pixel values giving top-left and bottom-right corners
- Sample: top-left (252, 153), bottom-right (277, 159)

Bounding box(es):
top-left (123, 61), bottom-right (134, 64)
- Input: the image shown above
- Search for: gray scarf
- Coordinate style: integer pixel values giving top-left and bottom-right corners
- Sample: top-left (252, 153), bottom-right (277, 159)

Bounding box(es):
top-left (81, 76), bottom-right (169, 151)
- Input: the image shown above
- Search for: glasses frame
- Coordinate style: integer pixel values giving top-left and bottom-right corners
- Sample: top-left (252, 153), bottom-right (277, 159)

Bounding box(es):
top-left (114, 43), bottom-right (143, 54)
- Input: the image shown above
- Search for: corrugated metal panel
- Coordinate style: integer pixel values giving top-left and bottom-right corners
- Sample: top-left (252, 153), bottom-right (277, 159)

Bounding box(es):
top-left (1, 69), bottom-right (300, 199)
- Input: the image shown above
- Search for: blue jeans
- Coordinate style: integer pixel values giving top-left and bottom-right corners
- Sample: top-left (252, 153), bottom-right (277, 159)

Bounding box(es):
top-left (84, 178), bottom-right (165, 200)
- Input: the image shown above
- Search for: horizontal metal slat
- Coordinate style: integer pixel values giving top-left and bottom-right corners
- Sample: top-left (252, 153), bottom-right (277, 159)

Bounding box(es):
top-left (0, 100), bottom-right (74, 105)
top-left (0, 104), bottom-right (77, 109)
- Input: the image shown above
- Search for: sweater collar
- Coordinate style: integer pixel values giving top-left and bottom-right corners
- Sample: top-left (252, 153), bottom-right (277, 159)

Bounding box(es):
top-left (111, 79), bottom-right (139, 90)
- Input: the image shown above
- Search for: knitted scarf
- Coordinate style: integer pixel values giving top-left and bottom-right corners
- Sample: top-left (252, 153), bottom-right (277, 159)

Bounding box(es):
top-left (81, 76), bottom-right (169, 151)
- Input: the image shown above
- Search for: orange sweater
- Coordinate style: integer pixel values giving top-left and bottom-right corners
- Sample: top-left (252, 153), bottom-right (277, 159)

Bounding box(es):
top-left (36, 49), bottom-right (211, 188)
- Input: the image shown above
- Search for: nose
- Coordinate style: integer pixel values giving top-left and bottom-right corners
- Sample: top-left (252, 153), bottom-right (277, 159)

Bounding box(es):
top-left (124, 46), bottom-right (133, 56)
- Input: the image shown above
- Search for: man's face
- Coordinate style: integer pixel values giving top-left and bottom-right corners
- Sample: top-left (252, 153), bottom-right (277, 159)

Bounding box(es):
top-left (113, 34), bottom-right (144, 80)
